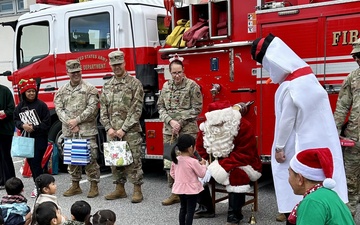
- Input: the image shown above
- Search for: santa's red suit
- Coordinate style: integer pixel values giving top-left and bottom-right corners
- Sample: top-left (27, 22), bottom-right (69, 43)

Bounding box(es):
top-left (196, 101), bottom-right (262, 193)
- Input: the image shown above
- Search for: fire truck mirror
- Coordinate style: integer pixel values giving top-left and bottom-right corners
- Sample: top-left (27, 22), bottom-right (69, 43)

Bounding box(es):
top-left (1, 71), bottom-right (12, 76)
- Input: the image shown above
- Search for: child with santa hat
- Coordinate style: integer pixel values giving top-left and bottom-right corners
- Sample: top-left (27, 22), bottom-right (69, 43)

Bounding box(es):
top-left (288, 148), bottom-right (354, 225)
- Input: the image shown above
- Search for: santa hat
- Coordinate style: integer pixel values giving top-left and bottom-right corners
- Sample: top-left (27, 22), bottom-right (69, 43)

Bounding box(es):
top-left (289, 148), bottom-right (336, 189)
top-left (18, 79), bottom-right (37, 94)
top-left (207, 100), bottom-right (231, 112)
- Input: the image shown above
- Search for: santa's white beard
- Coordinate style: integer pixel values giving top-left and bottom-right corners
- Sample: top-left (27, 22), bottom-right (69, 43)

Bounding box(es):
top-left (200, 107), bottom-right (241, 158)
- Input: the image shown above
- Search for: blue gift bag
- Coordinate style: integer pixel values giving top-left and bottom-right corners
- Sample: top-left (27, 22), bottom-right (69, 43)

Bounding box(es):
top-left (63, 137), bottom-right (90, 165)
top-left (11, 132), bottom-right (35, 158)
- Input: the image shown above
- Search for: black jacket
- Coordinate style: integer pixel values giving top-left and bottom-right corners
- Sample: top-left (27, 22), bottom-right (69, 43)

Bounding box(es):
top-left (14, 95), bottom-right (50, 138)
top-left (0, 85), bottom-right (15, 135)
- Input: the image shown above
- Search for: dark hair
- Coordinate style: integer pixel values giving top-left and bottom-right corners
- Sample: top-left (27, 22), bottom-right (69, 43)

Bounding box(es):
top-left (92, 210), bottom-right (116, 225)
top-left (169, 59), bottom-right (184, 71)
top-left (32, 201), bottom-right (58, 225)
top-left (71, 200), bottom-right (91, 222)
top-left (171, 134), bottom-right (195, 164)
top-left (5, 177), bottom-right (24, 195)
top-left (35, 174), bottom-right (55, 195)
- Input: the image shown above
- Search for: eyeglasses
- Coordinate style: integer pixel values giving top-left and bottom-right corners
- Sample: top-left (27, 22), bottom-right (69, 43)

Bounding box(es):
top-left (352, 53), bottom-right (360, 60)
top-left (171, 71), bottom-right (183, 76)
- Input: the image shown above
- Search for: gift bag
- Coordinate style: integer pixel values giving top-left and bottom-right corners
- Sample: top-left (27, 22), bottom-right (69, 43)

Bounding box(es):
top-left (103, 140), bottom-right (133, 166)
top-left (47, 142), bottom-right (59, 175)
top-left (63, 137), bottom-right (90, 165)
top-left (11, 132), bottom-right (35, 158)
top-left (163, 134), bottom-right (176, 161)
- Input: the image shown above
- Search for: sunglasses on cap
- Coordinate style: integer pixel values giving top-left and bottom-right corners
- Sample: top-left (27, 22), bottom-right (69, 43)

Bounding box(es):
top-left (352, 53), bottom-right (360, 59)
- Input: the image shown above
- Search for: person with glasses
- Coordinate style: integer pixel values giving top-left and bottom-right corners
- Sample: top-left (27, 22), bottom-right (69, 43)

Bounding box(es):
top-left (157, 54), bottom-right (203, 206)
top-left (334, 38), bottom-right (360, 217)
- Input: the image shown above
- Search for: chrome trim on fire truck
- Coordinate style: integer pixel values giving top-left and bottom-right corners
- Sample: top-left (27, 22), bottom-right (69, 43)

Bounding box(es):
top-left (168, 50), bottom-right (227, 57)
top-left (144, 118), bottom-right (162, 122)
top-left (256, 0), bottom-right (359, 14)
top-left (159, 41), bottom-right (252, 54)
top-left (229, 48), bottom-right (234, 82)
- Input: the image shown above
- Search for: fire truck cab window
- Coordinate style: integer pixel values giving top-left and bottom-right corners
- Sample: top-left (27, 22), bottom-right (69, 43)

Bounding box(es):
top-left (17, 21), bottom-right (49, 69)
top-left (69, 13), bottom-right (110, 52)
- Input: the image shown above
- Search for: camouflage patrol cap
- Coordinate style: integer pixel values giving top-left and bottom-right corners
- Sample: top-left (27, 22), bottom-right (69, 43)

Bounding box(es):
top-left (66, 59), bottom-right (82, 73)
top-left (108, 50), bottom-right (125, 65)
top-left (351, 38), bottom-right (360, 54)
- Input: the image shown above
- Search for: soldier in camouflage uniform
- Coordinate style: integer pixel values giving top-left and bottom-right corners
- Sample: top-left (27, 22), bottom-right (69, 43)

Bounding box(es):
top-left (334, 38), bottom-right (360, 216)
top-left (157, 56), bottom-right (203, 205)
top-left (54, 59), bottom-right (100, 198)
top-left (100, 50), bottom-right (144, 203)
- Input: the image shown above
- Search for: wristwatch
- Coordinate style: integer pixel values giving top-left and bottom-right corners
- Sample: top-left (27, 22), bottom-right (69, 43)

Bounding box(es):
top-left (275, 147), bottom-right (284, 153)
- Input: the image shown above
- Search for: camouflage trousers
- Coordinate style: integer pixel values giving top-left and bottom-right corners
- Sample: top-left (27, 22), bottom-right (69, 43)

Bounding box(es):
top-left (344, 144), bottom-right (360, 216)
top-left (163, 133), bottom-right (197, 189)
top-left (109, 132), bottom-right (144, 185)
top-left (66, 135), bottom-right (100, 182)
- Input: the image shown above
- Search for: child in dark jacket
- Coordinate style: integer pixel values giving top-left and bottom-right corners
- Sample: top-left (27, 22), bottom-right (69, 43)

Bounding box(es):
top-left (13, 78), bottom-right (51, 198)
top-left (63, 200), bottom-right (91, 225)
top-left (0, 177), bottom-right (31, 225)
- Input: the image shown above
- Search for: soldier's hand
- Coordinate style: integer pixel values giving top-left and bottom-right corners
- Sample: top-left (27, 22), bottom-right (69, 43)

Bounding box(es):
top-left (116, 129), bottom-right (125, 139)
top-left (71, 126), bottom-right (80, 133)
top-left (67, 119), bottom-right (78, 129)
top-left (108, 128), bottom-right (116, 139)
top-left (170, 120), bottom-right (181, 133)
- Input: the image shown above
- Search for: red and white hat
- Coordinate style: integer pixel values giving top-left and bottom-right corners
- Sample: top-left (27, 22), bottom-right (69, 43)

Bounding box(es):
top-left (289, 148), bottom-right (336, 189)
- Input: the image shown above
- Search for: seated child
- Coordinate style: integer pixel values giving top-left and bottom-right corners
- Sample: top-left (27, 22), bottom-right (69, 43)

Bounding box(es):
top-left (0, 177), bottom-right (31, 225)
top-left (31, 201), bottom-right (62, 225)
top-left (34, 174), bottom-right (66, 223)
top-left (63, 201), bottom-right (91, 225)
top-left (92, 210), bottom-right (116, 225)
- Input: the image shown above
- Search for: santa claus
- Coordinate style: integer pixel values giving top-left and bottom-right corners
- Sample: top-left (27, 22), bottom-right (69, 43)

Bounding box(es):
top-left (196, 100), bottom-right (262, 225)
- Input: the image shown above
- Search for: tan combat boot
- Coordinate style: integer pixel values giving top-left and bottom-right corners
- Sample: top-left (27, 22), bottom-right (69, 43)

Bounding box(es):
top-left (87, 181), bottom-right (99, 198)
top-left (161, 193), bottom-right (180, 206)
top-left (105, 183), bottom-right (127, 200)
top-left (63, 181), bottom-right (82, 197)
top-left (131, 184), bottom-right (143, 203)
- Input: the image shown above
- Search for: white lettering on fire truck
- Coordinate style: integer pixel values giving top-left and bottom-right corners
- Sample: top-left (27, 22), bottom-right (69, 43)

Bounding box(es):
top-left (332, 30), bottom-right (359, 46)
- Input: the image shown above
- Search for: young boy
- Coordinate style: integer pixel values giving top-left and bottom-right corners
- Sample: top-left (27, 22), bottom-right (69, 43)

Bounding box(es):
top-left (288, 148), bottom-right (354, 225)
top-left (63, 201), bottom-right (91, 225)
top-left (0, 177), bottom-right (31, 225)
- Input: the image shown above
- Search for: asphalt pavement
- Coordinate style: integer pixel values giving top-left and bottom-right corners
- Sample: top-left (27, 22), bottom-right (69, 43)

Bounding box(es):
top-left (4, 159), bottom-right (360, 225)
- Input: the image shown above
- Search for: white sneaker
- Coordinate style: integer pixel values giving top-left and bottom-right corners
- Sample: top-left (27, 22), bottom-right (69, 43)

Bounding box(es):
top-left (31, 187), bottom-right (37, 198)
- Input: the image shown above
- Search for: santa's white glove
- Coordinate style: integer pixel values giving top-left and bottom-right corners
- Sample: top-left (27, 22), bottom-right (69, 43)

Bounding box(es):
top-left (198, 170), bottom-right (212, 185)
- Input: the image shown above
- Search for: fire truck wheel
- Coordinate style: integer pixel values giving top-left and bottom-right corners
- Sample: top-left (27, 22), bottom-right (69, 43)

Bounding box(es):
top-left (48, 120), bottom-right (68, 172)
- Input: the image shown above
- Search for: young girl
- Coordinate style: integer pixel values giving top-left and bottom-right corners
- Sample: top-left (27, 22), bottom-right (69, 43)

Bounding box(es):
top-left (170, 134), bottom-right (207, 225)
top-left (34, 174), bottom-right (66, 223)
top-left (13, 78), bottom-right (51, 198)
top-left (31, 201), bottom-right (62, 225)
top-left (91, 210), bottom-right (116, 225)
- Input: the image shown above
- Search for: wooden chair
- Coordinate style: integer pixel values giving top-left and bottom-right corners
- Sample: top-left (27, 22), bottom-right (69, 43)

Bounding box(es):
top-left (210, 178), bottom-right (259, 212)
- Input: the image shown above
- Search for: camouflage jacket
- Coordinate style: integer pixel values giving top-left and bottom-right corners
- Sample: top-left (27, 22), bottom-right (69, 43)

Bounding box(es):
top-left (54, 80), bottom-right (99, 137)
top-left (100, 73), bottom-right (144, 133)
top-left (334, 67), bottom-right (360, 141)
top-left (157, 76), bottom-right (203, 135)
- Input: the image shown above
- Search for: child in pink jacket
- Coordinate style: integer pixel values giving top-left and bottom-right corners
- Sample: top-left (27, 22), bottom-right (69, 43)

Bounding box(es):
top-left (170, 134), bottom-right (207, 225)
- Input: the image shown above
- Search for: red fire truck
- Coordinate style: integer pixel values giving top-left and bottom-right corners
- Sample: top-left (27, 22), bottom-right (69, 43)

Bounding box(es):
top-left (1, 0), bottom-right (358, 168)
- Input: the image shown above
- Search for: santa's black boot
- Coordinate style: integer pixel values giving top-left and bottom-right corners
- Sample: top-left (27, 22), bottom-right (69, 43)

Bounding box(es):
top-left (226, 193), bottom-right (245, 225)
